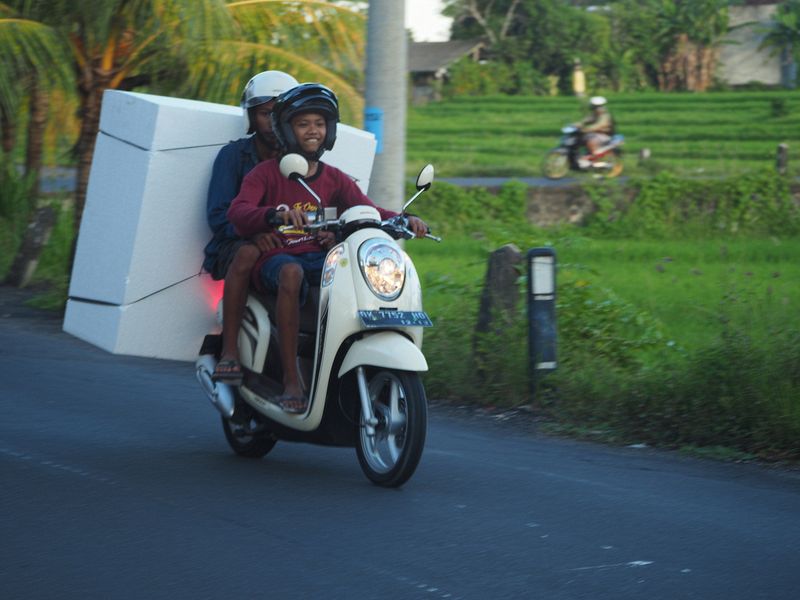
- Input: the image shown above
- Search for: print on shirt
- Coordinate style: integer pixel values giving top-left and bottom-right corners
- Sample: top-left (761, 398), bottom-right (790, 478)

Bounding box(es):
top-left (277, 200), bottom-right (320, 247)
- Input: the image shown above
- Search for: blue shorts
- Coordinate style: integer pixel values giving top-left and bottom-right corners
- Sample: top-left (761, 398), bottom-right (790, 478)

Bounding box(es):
top-left (259, 251), bottom-right (326, 305)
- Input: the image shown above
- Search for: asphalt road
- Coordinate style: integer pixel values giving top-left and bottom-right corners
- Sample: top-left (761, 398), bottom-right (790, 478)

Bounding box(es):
top-left (2, 292), bottom-right (799, 599)
top-left (37, 167), bottom-right (581, 194)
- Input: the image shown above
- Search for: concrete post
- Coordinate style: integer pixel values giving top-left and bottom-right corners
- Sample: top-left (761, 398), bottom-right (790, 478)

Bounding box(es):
top-left (365, 1), bottom-right (407, 214)
top-left (777, 143), bottom-right (789, 175)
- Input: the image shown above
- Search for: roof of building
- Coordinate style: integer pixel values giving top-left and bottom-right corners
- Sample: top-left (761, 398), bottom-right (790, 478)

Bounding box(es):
top-left (408, 39), bottom-right (484, 74)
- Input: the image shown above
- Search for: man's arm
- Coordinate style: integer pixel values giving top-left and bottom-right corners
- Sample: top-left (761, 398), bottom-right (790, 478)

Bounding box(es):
top-left (206, 144), bottom-right (241, 238)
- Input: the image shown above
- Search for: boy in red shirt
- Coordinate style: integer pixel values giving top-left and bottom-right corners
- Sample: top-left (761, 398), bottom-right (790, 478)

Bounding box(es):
top-left (228, 84), bottom-right (428, 412)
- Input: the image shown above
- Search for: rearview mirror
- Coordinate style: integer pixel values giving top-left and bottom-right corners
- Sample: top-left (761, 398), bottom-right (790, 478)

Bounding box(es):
top-left (279, 153), bottom-right (309, 180)
top-left (415, 164), bottom-right (434, 191)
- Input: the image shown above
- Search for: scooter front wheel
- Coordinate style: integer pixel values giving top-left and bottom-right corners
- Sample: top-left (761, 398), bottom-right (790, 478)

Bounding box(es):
top-left (356, 369), bottom-right (427, 488)
top-left (542, 149), bottom-right (569, 179)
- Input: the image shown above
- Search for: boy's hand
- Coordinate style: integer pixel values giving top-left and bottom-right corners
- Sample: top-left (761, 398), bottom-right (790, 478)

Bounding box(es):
top-left (406, 216), bottom-right (429, 238)
top-left (316, 230), bottom-right (336, 250)
top-left (252, 232), bottom-right (283, 252)
top-left (279, 208), bottom-right (308, 229)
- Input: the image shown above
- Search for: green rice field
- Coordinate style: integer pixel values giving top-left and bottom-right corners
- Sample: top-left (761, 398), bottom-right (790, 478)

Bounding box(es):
top-left (407, 91), bottom-right (800, 178)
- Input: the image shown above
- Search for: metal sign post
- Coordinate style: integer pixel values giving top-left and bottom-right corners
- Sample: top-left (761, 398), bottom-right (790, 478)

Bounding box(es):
top-left (527, 248), bottom-right (557, 398)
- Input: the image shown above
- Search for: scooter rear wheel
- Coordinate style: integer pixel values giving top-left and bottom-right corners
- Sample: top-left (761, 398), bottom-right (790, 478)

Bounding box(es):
top-left (542, 149), bottom-right (569, 179)
top-left (356, 369), bottom-right (427, 488)
top-left (221, 413), bottom-right (276, 458)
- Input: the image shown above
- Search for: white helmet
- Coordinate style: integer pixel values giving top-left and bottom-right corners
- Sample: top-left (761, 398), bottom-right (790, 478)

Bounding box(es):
top-left (240, 70), bottom-right (299, 133)
top-left (589, 95), bottom-right (607, 108)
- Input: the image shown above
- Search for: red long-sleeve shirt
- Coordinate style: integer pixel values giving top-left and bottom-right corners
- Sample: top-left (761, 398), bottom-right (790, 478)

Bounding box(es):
top-left (227, 158), bottom-right (396, 281)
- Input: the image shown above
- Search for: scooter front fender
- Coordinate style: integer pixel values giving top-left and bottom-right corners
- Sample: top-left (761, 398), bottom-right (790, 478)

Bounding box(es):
top-left (338, 331), bottom-right (428, 378)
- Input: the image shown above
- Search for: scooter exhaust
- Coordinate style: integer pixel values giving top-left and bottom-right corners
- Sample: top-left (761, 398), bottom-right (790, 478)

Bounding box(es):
top-left (195, 354), bottom-right (235, 418)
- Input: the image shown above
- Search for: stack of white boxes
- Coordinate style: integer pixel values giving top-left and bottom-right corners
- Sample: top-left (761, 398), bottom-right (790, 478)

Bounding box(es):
top-left (63, 90), bottom-right (376, 361)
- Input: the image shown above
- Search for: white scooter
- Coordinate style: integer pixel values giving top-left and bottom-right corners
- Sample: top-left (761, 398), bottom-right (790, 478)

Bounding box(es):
top-left (196, 155), bottom-right (440, 487)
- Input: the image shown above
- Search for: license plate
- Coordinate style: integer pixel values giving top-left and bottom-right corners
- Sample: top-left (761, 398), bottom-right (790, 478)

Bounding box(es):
top-left (358, 310), bottom-right (433, 328)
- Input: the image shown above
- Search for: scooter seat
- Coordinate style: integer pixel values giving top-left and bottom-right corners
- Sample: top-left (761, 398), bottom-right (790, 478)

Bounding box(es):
top-left (251, 286), bottom-right (320, 334)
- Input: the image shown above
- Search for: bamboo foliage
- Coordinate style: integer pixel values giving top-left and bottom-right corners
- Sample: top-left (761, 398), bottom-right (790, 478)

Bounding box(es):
top-left (759, 0), bottom-right (800, 78)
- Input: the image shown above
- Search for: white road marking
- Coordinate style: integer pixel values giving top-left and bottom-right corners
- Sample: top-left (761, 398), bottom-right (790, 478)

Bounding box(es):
top-left (569, 560), bottom-right (654, 572)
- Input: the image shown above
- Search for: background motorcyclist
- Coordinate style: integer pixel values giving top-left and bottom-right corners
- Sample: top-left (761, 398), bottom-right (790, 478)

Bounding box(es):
top-left (227, 83), bottom-right (428, 413)
top-left (203, 70), bottom-right (299, 385)
top-left (578, 96), bottom-right (613, 156)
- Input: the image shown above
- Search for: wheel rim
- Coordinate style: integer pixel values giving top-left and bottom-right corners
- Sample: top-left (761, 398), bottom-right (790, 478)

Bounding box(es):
top-left (360, 371), bottom-right (408, 474)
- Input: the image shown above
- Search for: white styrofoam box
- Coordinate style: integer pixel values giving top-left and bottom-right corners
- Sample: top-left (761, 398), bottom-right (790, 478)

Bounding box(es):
top-left (99, 90), bottom-right (244, 151)
top-left (68, 132), bottom-right (220, 306)
top-left (65, 90), bottom-right (377, 361)
top-left (326, 123), bottom-right (377, 194)
top-left (64, 274), bottom-right (224, 362)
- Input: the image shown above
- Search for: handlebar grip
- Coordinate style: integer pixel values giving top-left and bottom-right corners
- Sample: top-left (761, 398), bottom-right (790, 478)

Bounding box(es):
top-left (266, 208), bottom-right (285, 227)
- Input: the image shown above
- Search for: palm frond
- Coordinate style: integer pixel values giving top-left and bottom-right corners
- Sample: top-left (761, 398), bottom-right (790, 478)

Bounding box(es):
top-left (182, 38), bottom-right (362, 123)
top-left (0, 17), bottom-right (72, 111)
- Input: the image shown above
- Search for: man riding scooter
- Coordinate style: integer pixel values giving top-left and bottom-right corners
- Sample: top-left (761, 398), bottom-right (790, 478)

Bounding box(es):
top-left (203, 70), bottom-right (299, 385)
top-left (577, 96), bottom-right (614, 163)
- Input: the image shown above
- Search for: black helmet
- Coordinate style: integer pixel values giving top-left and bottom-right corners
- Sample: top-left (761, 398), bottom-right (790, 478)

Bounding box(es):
top-left (271, 83), bottom-right (339, 160)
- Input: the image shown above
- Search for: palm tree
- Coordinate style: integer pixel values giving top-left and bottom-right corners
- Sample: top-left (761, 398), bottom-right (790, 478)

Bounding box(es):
top-left (0, 2), bottom-right (73, 286)
top-left (1, 0), bottom-right (366, 281)
top-left (0, 2), bottom-right (71, 179)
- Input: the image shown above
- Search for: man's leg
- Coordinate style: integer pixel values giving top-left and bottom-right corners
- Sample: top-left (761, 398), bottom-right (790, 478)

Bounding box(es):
top-left (220, 244), bottom-right (260, 364)
top-left (585, 134), bottom-right (598, 155)
top-left (275, 262), bottom-right (305, 399)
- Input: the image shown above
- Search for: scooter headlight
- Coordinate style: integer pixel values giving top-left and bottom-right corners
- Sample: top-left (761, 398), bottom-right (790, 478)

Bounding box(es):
top-left (358, 239), bottom-right (405, 300)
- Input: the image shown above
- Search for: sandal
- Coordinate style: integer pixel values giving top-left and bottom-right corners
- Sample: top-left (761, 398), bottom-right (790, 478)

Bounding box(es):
top-left (212, 359), bottom-right (244, 385)
top-left (274, 394), bottom-right (309, 414)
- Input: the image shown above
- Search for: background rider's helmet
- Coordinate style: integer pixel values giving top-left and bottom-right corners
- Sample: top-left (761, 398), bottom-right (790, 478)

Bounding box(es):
top-left (271, 83), bottom-right (339, 161)
top-left (589, 96), bottom-right (608, 109)
top-left (240, 70), bottom-right (299, 133)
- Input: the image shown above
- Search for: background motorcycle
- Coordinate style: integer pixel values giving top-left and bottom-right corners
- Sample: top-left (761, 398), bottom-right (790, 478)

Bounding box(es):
top-left (542, 124), bottom-right (624, 179)
top-left (196, 155), bottom-right (441, 488)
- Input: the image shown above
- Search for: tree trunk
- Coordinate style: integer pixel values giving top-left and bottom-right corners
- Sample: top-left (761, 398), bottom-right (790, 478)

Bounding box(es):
top-left (25, 78), bottom-right (49, 199)
top-left (1, 103), bottom-right (15, 154)
top-left (67, 65), bottom-right (111, 273)
top-left (4, 205), bottom-right (58, 288)
top-left (73, 87), bottom-right (104, 234)
top-left (4, 80), bottom-right (56, 288)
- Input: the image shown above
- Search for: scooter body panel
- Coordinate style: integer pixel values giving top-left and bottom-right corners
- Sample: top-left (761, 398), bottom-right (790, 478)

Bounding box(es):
top-left (236, 226), bottom-right (426, 433)
top-left (338, 331), bottom-right (428, 377)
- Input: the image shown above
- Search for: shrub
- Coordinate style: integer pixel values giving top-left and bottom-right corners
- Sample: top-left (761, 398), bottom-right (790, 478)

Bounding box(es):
top-left (584, 170), bottom-right (800, 239)
top-left (441, 59), bottom-right (550, 99)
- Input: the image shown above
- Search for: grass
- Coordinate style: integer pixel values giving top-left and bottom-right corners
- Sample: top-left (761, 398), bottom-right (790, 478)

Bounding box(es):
top-left (408, 236), bottom-right (799, 356)
top-left (403, 170), bottom-right (800, 460)
top-left (554, 237), bottom-right (800, 350)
